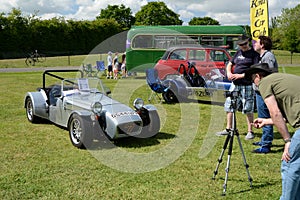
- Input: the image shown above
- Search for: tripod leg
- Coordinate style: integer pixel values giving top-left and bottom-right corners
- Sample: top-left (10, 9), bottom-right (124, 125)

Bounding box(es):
top-left (222, 131), bottom-right (234, 196)
top-left (235, 131), bottom-right (253, 187)
top-left (212, 132), bottom-right (232, 180)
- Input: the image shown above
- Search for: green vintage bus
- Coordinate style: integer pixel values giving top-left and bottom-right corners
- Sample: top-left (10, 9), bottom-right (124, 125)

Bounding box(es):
top-left (125, 25), bottom-right (246, 72)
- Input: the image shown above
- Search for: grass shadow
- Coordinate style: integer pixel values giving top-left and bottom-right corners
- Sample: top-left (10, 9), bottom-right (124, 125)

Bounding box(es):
top-left (87, 131), bottom-right (176, 150)
top-left (112, 132), bottom-right (176, 148)
top-left (214, 176), bottom-right (280, 196)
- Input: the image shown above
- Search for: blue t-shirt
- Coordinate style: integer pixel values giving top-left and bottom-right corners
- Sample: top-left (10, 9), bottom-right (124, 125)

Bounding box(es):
top-left (231, 48), bottom-right (260, 85)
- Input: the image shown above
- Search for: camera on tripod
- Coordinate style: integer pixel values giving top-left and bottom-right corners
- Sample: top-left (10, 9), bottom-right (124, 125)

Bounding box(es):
top-left (224, 91), bottom-right (241, 111)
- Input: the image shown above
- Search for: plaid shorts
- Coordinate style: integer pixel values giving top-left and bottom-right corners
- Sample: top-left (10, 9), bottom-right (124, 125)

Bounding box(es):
top-left (224, 84), bottom-right (255, 114)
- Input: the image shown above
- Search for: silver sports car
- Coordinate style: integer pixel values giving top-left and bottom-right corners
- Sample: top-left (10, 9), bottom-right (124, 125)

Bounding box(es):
top-left (24, 70), bottom-right (160, 149)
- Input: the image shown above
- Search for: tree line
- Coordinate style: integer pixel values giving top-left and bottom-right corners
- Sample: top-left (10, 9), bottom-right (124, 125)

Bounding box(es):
top-left (0, 9), bottom-right (123, 59)
top-left (0, 2), bottom-right (299, 59)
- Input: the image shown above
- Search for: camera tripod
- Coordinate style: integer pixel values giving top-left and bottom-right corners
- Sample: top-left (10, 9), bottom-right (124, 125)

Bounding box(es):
top-left (212, 95), bottom-right (253, 196)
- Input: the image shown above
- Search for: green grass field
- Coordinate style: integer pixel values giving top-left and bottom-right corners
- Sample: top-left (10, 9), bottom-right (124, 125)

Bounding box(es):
top-left (0, 55), bottom-right (300, 199)
top-left (0, 52), bottom-right (300, 199)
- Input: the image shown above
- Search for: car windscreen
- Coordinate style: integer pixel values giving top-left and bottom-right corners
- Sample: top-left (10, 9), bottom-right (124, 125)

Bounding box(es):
top-left (161, 51), bottom-right (170, 60)
top-left (62, 78), bottom-right (107, 95)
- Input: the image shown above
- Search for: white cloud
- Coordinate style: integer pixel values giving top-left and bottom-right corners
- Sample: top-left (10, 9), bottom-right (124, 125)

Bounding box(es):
top-left (178, 9), bottom-right (195, 20)
top-left (0, 0), bottom-right (298, 25)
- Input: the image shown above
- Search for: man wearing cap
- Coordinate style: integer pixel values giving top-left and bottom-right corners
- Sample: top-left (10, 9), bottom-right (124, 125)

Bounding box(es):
top-left (216, 35), bottom-right (260, 140)
top-left (252, 35), bottom-right (279, 153)
top-left (245, 63), bottom-right (300, 200)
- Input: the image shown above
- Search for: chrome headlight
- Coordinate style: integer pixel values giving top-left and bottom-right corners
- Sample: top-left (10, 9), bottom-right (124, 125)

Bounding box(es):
top-left (91, 102), bottom-right (102, 114)
top-left (133, 98), bottom-right (144, 110)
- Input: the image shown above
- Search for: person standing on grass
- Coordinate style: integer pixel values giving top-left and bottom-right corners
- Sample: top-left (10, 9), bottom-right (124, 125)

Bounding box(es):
top-left (252, 35), bottom-right (279, 154)
top-left (113, 52), bottom-right (119, 80)
top-left (107, 51), bottom-right (113, 79)
top-left (245, 63), bottom-right (300, 200)
top-left (120, 52), bottom-right (127, 78)
top-left (215, 35), bottom-right (260, 140)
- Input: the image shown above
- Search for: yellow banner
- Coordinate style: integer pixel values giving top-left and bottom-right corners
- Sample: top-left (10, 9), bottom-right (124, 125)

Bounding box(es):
top-left (250, 0), bottom-right (269, 41)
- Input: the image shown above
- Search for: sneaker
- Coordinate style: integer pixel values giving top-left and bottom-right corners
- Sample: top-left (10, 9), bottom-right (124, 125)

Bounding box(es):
top-left (216, 129), bottom-right (230, 136)
top-left (252, 141), bottom-right (261, 146)
top-left (253, 142), bottom-right (273, 147)
top-left (252, 146), bottom-right (270, 154)
top-left (245, 132), bottom-right (255, 140)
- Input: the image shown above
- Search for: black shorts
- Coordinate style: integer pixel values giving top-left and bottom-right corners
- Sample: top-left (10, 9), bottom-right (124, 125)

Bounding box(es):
top-left (107, 65), bottom-right (112, 72)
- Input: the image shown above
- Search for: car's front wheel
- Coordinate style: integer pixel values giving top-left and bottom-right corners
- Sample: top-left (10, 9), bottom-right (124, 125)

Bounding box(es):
top-left (140, 110), bottom-right (160, 138)
top-left (69, 114), bottom-right (93, 149)
top-left (25, 97), bottom-right (41, 123)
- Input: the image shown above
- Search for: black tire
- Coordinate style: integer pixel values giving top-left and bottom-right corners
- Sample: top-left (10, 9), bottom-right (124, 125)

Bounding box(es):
top-left (25, 97), bottom-right (41, 123)
top-left (69, 114), bottom-right (93, 149)
top-left (140, 111), bottom-right (160, 138)
top-left (25, 57), bottom-right (35, 66)
top-left (163, 89), bottom-right (178, 104)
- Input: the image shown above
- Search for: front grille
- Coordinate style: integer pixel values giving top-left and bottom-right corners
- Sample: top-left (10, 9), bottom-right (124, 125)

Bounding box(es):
top-left (117, 121), bottom-right (142, 135)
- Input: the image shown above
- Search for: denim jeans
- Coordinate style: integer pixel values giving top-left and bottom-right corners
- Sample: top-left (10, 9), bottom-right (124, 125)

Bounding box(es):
top-left (256, 93), bottom-right (273, 147)
top-left (280, 129), bottom-right (300, 200)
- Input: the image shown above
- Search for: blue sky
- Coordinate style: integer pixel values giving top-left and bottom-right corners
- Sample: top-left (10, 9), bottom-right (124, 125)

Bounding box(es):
top-left (1, 0), bottom-right (298, 25)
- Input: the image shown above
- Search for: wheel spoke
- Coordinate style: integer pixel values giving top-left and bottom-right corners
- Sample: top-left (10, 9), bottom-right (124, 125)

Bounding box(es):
top-left (26, 101), bottom-right (33, 120)
top-left (71, 119), bottom-right (82, 142)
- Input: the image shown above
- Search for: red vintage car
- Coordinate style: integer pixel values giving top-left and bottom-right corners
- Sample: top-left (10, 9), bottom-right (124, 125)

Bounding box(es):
top-left (154, 45), bottom-right (232, 80)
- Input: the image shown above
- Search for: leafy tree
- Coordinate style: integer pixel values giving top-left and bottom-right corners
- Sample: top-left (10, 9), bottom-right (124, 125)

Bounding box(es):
top-left (188, 17), bottom-right (220, 25)
top-left (97, 4), bottom-right (135, 29)
top-left (272, 4), bottom-right (300, 58)
top-left (0, 8), bottom-right (124, 58)
top-left (245, 25), bottom-right (250, 34)
top-left (135, 2), bottom-right (183, 25)
top-left (0, 8), bottom-right (29, 54)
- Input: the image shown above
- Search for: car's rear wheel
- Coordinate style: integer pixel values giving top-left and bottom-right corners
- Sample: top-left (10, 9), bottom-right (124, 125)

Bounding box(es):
top-left (25, 97), bottom-right (41, 123)
top-left (69, 114), bottom-right (93, 149)
top-left (163, 89), bottom-right (178, 104)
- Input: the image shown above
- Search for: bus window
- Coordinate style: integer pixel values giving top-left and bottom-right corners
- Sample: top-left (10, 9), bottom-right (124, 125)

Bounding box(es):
top-left (227, 36), bottom-right (240, 50)
top-left (132, 35), bottom-right (153, 48)
top-left (154, 36), bottom-right (176, 49)
top-left (177, 36), bottom-right (199, 45)
top-left (200, 36), bottom-right (224, 47)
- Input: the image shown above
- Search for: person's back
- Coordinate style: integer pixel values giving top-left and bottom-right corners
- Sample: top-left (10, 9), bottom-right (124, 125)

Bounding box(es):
top-left (259, 73), bottom-right (300, 128)
top-left (107, 54), bottom-right (112, 66)
top-left (261, 51), bottom-right (278, 71)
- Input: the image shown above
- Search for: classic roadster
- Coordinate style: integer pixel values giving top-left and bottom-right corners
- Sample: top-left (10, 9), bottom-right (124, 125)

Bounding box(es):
top-left (24, 70), bottom-right (160, 149)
